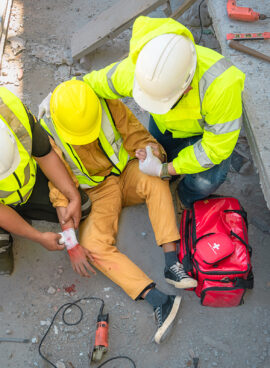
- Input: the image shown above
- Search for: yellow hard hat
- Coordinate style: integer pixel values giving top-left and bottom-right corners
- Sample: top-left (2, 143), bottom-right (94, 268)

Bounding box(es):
top-left (50, 80), bottom-right (102, 145)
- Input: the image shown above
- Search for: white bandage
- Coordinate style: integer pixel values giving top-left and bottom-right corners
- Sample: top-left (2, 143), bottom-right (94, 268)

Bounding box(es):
top-left (58, 228), bottom-right (78, 250)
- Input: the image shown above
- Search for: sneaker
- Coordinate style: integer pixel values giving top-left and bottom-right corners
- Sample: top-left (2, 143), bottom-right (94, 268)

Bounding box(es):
top-left (165, 262), bottom-right (198, 289)
top-left (154, 295), bottom-right (181, 344)
top-left (0, 232), bottom-right (14, 275)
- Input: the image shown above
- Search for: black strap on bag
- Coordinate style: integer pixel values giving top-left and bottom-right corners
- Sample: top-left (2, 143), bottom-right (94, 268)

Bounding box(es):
top-left (234, 271), bottom-right (254, 289)
top-left (230, 231), bottom-right (252, 256)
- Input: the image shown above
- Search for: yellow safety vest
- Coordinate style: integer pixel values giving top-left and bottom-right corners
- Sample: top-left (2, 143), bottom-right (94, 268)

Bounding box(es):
top-left (84, 16), bottom-right (245, 175)
top-left (41, 99), bottom-right (129, 189)
top-left (0, 87), bottom-right (36, 206)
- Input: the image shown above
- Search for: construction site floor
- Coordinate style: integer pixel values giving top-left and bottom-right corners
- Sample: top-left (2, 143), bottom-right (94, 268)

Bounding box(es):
top-left (0, 1), bottom-right (269, 368)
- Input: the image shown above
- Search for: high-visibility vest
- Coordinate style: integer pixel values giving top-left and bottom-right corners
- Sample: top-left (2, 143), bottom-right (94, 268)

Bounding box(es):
top-left (41, 99), bottom-right (129, 189)
top-left (0, 87), bottom-right (36, 206)
top-left (84, 16), bottom-right (245, 175)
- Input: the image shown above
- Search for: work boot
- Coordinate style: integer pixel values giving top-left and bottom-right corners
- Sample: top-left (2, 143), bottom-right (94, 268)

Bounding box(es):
top-left (153, 295), bottom-right (181, 344)
top-left (165, 262), bottom-right (198, 289)
top-left (0, 230), bottom-right (14, 275)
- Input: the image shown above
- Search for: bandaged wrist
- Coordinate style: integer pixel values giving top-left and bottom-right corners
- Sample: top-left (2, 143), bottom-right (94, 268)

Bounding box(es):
top-left (59, 228), bottom-right (79, 250)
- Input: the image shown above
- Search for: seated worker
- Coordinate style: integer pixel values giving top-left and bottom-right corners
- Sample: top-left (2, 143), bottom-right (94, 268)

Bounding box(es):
top-left (39, 79), bottom-right (198, 344)
top-left (81, 16), bottom-right (245, 210)
top-left (0, 87), bottom-right (91, 276)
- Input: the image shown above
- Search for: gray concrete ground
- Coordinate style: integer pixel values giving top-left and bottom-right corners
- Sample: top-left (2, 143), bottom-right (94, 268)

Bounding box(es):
top-left (0, 1), bottom-right (270, 368)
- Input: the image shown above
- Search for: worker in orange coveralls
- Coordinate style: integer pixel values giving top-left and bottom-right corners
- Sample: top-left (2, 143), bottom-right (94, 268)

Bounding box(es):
top-left (39, 79), bottom-right (197, 344)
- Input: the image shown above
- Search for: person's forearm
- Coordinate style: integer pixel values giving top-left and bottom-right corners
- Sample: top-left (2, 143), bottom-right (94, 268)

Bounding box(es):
top-left (35, 149), bottom-right (80, 203)
top-left (168, 162), bottom-right (177, 176)
top-left (56, 206), bottom-right (74, 231)
top-left (0, 204), bottom-right (43, 243)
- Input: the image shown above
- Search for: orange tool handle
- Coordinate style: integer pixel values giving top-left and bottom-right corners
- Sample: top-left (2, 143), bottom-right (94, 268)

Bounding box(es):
top-left (227, 0), bottom-right (260, 22)
top-left (227, 32), bottom-right (270, 41)
top-left (94, 315), bottom-right (109, 348)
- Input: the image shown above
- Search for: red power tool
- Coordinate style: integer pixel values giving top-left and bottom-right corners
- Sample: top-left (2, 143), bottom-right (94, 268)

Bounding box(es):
top-left (227, 0), bottom-right (269, 22)
top-left (91, 309), bottom-right (109, 362)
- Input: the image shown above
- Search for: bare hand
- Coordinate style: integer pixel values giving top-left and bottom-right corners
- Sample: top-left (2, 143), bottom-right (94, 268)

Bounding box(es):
top-left (39, 232), bottom-right (65, 251)
top-left (62, 195), bottom-right (81, 229)
top-left (68, 244), bottom-right (96, 277)
top-left (135, 143), bottom-right (163, 162)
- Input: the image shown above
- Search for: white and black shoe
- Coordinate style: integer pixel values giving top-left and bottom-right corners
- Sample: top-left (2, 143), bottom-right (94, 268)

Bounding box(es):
top-left (165, 262), bottom-right (198, 289)
top-left (154, 295), bottom-right (181, 344)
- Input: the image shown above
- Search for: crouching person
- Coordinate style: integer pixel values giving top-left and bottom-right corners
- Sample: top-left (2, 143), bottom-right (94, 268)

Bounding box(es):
top-left (39, 80), bottom-right (197, 343)
top-left (0, 87), bottom-right (91, 275)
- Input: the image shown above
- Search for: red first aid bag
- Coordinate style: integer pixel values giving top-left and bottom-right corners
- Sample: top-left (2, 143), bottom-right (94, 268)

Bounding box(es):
top-left (178, 197), bottom-right (253, 307)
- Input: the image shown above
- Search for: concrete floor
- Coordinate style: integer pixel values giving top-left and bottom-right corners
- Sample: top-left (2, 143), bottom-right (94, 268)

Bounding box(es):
top-left (0, 1), bottom-right (270, 368)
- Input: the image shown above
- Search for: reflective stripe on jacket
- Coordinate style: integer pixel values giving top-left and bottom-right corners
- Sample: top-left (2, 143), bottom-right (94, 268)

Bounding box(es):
top-left (0, 87), bottom-right (36, 205)
top-left (41, 99), bottom-right (129, 189)
top-left (84, 16), bottom-right (245, 175)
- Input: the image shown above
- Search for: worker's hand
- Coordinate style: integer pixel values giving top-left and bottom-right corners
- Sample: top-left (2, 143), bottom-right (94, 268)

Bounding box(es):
top-left (135, 143), bottom-right (164, 162)
top-left (62, 195), bottom-right (81, 229)
top-left (68, 244), bottom-right (96, 278)
top-left (138, 145), bottom-right (162, 177)
top-left (39, 232), bottom-right (65, 251)
top-left (38, 92), bottom-right (52, 120)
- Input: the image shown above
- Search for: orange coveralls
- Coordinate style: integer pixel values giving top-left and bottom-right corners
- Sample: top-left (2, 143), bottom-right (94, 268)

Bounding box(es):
top-left (49, 100), bottom-right (180, 299)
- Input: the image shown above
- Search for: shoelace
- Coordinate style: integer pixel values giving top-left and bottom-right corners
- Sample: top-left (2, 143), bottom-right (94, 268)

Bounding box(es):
top-left (170, 262), bottom-right (189, 279)
top-left (154, 307), bottom-right (163, 327)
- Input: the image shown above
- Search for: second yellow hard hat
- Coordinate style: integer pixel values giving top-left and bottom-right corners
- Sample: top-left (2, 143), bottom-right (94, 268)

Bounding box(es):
top-left (50, 80), bottom-right (102, 145)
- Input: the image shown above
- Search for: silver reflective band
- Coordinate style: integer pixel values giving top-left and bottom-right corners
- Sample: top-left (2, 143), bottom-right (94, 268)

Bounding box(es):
top-left (0, 98), bottom-right (32, 156)
top-left (81, 197), bottom-right (91, 211)
top-left (193, 139), bottom-right (214, 169)
top-left (199, 58), bottom-right (233, 102)
top-left (0, 233), bottom-right (10, 241)
top-left (204, 117), bottom-right (242, 135)
top-left (106, 63), bottom-right (125, 98)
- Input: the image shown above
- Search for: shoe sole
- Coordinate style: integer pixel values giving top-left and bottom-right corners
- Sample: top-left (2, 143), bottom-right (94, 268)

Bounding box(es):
top-left (165, 277), bottom-right (198, 289)
top-left (154, 296), bottom-right (181, 344)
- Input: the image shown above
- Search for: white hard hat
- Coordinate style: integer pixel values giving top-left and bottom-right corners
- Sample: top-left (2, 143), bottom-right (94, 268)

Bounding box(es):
top-left (133, 33), bottom-right (197, 114)
top-left (0, 118), bottom-right (20, 180)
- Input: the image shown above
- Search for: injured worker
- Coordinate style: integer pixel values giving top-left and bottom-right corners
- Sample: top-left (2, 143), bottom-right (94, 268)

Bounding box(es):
top-left (39, 80), bottom-right (197, 344)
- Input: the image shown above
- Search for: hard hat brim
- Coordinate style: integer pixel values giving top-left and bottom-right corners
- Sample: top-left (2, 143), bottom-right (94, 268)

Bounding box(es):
top-left (133, 77), bottom-right (183, 115)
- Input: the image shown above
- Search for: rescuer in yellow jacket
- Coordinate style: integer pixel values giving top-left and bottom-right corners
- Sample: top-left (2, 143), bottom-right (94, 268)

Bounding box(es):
top-left (0, 87), bottom-right (90, 275)
top-left (40, 79), bottom-right (198, 344)
top-left (83, 16), bottom-right (245, 208)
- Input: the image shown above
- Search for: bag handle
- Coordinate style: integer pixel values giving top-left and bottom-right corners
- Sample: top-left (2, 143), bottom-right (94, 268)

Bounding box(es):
top-left (224, 209), bottom-right (248, 229)
top-left (230, 230), bottom-right (252, 256)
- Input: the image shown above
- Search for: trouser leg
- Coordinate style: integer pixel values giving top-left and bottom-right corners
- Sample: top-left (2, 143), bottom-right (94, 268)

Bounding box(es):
top-left (120, 160), bottom-right (180, 246)
top-left (79, 175), bottom-right (153, 300)
top-left (149, 116), bottom-right (232, 208)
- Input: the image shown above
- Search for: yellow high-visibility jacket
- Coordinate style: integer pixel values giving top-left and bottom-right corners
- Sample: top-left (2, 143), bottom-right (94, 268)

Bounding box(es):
top-left (41, 98), bottom-right (130, 189)
top-left (84, 16), bottom-right (245, 174)
top-left (0, 87), bottom-right (36, 206)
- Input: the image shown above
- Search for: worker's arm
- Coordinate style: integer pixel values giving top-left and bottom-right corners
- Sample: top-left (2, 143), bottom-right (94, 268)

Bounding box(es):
top-left (0, 204), bottom-right (64, 251)
top-left (170, 72), bottom-right (245, 175)
top-left (107, 99), bottom-right (166, 161)
top-left (34, 148), bottom-right (81, 229)
top-left (83, 57), bottom-right (135, 99)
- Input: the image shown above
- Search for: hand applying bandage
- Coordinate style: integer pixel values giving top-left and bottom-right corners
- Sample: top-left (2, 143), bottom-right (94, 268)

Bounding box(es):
top-left (59, 228), bottom-right (96, 277)
top-left (137, 145), bottom-right (172, 180)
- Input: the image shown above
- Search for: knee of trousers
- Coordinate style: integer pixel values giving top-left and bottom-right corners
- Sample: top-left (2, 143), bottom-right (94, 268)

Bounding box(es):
top-left (139, 174), bottom-right (169, 195)
top-left (181, 174), bottom-right (223, 197)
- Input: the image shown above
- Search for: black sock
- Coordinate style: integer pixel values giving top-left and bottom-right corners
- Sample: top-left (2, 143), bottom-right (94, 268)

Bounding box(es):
top-left (164, 250), bottom-right (178, 268)
top-left (144, 288), bottom-right (168, 308)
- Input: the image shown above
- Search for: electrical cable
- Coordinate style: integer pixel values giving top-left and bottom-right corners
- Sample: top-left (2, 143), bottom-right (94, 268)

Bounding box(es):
top-left (198, 0), bottom-right (206, 44)
top-left (38, 297), bottom-right (136, 368)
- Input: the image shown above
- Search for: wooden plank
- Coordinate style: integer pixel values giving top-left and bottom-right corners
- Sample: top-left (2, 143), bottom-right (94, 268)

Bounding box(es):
top-left (71, 0), bottom-right (169, 60)
top-left (0, 0), bottom-right (13, 70)
top-left (171, 0), bottom-right (198, 20)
